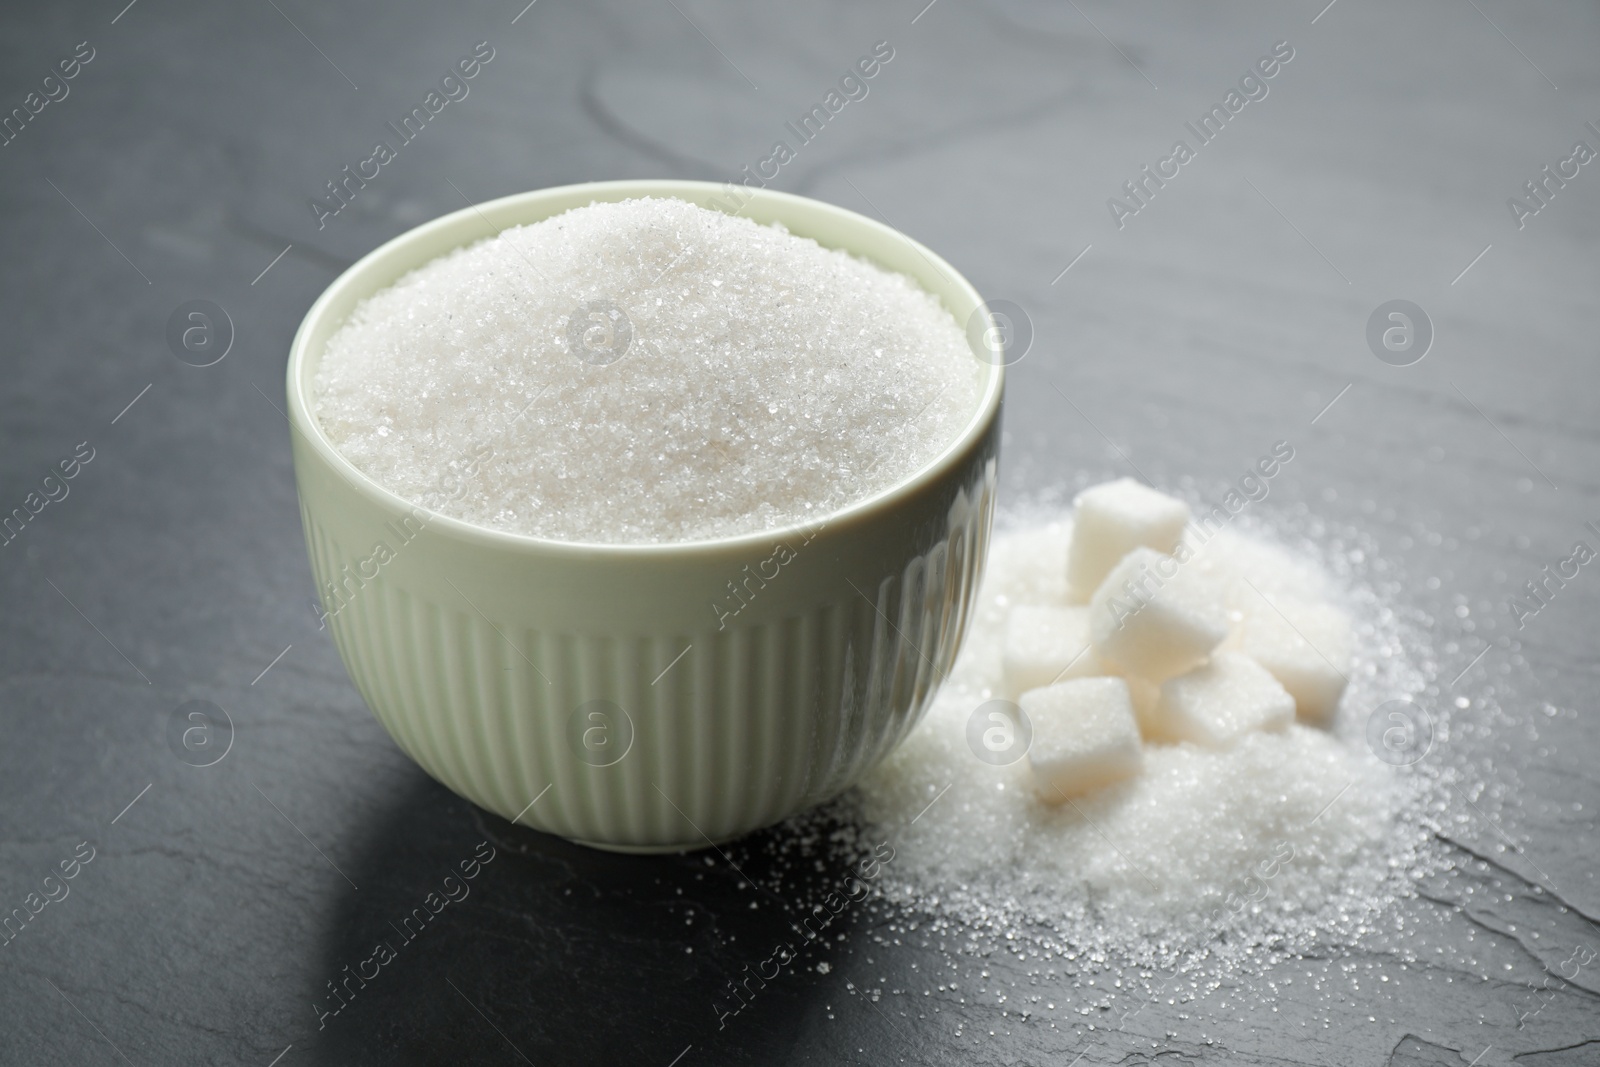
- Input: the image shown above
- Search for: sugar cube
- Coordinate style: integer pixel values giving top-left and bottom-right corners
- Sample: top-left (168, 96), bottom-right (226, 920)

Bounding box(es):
top-left (1185, 527), bottom-right (1329, 609)
top-left (1021, 677), bottom-right (1144, 801)
top-left (1089, 547), bottom-right (1228, 681)
top-left (1150, 652), bottom-right (1294, 748)
top-left (1227, 596), bottom-right (1352, 725)
top-left (1066, 479), bottom-right (1190, 600)
top-left (1001, 605), bottom-right (1099, 699)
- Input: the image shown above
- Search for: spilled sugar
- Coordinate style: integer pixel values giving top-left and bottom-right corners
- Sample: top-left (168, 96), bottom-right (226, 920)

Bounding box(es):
top-left (764, 509), bottom-right (1447, 983)
top-left (727, 500), bottom-right (1572, 1049)
top-left (313, 197), bottom-right (984, 544)
top-left (863, 725), bottom-right (1395, 935)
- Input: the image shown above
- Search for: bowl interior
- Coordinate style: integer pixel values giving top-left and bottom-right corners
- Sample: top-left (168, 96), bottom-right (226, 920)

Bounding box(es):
top-left (286, 179), bottom-right (1004, 554)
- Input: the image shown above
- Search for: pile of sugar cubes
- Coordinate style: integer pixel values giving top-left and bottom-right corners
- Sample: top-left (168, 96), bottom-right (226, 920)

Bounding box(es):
top-left (1010, 478), bottom-right (1353, 803)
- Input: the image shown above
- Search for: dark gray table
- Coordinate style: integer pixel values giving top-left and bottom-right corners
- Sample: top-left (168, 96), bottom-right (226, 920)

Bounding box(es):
top-left (2, 1), bottom-right (1596, 1063)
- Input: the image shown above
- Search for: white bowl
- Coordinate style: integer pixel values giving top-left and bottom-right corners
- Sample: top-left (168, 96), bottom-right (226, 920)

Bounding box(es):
top-left (286, 180), bottom-right (1003, 851)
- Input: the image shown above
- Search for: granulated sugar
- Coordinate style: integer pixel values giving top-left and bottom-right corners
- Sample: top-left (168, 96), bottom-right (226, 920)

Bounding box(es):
top-left (313, 197), bottom-right (983, 543)
top-left (770, 512), bottom-right (1443, 979)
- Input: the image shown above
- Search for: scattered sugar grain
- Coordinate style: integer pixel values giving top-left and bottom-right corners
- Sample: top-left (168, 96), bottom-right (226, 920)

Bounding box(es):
top-left (314, 197), bottom-right (984, 543)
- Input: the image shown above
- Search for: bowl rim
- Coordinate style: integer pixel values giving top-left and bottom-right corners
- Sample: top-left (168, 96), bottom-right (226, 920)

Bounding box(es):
top-left (286, 179), bottom-right (1004, 558)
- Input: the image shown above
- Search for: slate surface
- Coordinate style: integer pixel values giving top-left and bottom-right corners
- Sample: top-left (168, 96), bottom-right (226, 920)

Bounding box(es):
top-left (0, 1), bottom-right (1596, 1064)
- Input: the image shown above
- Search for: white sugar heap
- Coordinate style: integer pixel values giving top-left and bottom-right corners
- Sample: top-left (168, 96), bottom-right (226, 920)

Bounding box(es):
top-left (808, 510), bottom-right (1439, 969)
top-left (313, 197), bottom-right (984, 544)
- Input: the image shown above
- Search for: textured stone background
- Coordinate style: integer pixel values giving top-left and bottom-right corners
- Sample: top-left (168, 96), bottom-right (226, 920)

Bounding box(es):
top-left (0, 1), bottom-right (1595, 1064)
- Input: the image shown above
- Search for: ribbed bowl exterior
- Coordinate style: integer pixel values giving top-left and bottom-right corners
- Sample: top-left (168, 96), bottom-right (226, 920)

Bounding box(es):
top-left (286, 180), bottom-right (1004, 850)
top-left (294, 432), bottom-right (998, 850)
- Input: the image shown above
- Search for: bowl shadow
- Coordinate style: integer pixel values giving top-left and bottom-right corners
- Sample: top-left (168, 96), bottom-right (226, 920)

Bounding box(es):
top-left (296, 769), bottom-right (880, 1066)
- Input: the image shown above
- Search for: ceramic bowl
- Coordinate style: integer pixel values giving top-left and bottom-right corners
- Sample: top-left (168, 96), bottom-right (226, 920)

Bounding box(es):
top-left (286, 179), bottom-right (1003, 851)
